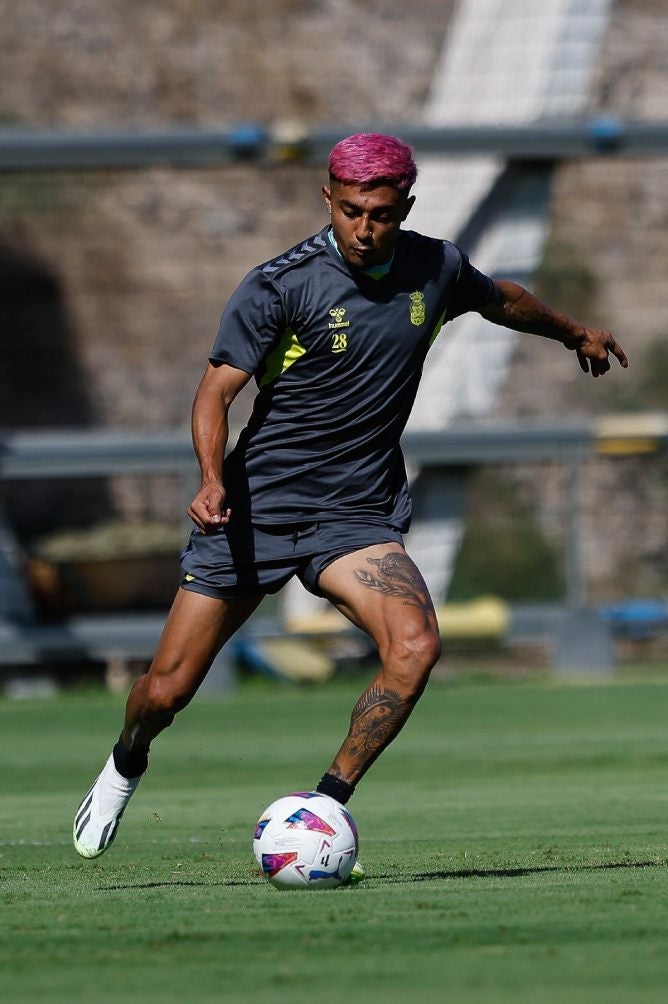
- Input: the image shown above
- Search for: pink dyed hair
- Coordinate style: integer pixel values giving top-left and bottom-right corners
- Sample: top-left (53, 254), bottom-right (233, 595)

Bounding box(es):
top-left (328, 133), bottom-right (417, 192)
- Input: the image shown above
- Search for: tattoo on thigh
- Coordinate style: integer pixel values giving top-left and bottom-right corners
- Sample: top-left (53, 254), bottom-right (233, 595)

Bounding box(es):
top-left (354, 552), bottom-right (432, 615)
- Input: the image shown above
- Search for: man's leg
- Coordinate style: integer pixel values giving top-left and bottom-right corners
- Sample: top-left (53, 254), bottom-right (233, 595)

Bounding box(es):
top-left (74, 588), bottom-right (262, 858)
top-left (314, 543), bottom-right (441, 802)
top-left (120, 588), bottom-right (262, 755)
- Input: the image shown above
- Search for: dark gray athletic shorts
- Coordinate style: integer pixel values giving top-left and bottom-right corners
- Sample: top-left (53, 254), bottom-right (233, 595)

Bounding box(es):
top-left (179, 519), bottom-right (404, 600)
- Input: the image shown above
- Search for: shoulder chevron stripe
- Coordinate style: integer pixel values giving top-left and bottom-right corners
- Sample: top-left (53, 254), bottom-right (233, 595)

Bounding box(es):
top-left (261, 233), bottom-right (326, 276)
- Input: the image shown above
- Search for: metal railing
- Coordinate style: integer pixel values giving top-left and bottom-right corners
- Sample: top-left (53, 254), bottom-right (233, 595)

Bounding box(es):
top-left (1, 419), bottom-right (666, 671)
top-left (1, 119), bottom-right (668, 172)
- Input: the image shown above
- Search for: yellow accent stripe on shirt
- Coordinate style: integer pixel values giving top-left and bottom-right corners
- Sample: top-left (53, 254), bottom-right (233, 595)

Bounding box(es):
top-left (428, 310), bottom-right (447, 347)
top-left (259, 327), bottom-right (307, 387)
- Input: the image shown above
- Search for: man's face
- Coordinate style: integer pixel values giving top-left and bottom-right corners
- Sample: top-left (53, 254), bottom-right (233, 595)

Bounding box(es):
top-left (322, 179), bottom-right (415, 270)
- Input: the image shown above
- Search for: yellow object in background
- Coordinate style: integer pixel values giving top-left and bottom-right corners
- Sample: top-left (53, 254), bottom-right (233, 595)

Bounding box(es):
top-left (287, 596), bottom-right (510, 642)
top-left (434, 597), bottom-right (510, 640)
top-left (252, 638), bottom-right (335, 684)
top-left (595, 413), bottom-right (668, 456)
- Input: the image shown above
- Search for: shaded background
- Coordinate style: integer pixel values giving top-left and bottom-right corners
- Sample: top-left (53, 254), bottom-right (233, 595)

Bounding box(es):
top-left (0, 0), bottom-right (665, 638)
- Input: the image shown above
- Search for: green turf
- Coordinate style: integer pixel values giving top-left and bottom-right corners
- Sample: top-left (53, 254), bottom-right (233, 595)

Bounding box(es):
top-left (2, 676), bottom-right (668, 1003)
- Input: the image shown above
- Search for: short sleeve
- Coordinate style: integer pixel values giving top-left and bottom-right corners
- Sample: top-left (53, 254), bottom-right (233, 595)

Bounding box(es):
top-left (209, 269), bottom-right (286, 374)
top-left (448, 250), bottom-right (494, 319)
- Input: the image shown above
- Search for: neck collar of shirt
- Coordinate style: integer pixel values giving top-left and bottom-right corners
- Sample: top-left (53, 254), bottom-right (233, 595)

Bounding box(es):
top-left (327, 226), bottom-right (394, 280)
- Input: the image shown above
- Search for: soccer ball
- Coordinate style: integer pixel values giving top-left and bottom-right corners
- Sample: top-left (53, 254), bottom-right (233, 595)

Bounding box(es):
top-left (253, 792), bottom-right (358, 890)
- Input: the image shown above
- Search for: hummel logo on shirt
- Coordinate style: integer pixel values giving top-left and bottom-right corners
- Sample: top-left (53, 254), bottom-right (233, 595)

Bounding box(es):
top-left (328, 307), bottom-right (350, 329)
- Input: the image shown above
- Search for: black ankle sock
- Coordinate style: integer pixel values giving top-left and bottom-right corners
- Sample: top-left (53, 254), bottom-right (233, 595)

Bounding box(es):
top-left (316, 773), bottom-right (354, 805)
top-left (112, 735), bottom-right (148, 780)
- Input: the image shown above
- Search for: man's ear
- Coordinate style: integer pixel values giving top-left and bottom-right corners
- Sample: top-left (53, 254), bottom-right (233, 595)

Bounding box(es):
top-left (402, 195), bottom-right (416, 221)
top-left (322, 185), bottom-right (332, 212)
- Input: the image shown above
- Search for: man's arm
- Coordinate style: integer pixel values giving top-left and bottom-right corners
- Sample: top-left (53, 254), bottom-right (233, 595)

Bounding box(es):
top-left (479, 279), bottom-right (629, 377)
top-left (187, 362), bottom-right (253, 532)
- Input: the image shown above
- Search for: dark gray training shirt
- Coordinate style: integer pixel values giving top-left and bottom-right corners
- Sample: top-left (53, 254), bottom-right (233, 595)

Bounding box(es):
top-left (210, 225), bottom-right (494, 530)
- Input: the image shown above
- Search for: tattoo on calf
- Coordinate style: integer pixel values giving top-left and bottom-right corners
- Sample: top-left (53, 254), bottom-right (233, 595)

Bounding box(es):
top-left (352, 683), bottom-right (413, 748)
top-left (354, 552), bottom-right (432, 616)
top-left (332, 684), bottom-right (415, 779)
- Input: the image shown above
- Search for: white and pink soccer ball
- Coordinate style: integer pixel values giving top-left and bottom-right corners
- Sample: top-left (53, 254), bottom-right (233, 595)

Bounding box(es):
top-left (253, 792), bottom-right (358, 890)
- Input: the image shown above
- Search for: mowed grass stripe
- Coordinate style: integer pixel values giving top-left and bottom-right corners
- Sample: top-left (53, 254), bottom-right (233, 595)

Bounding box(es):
top-left (1, 677), bottom-right (668, 1003)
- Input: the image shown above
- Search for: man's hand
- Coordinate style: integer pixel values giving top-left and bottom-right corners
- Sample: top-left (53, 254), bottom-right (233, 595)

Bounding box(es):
top-left (571, 326), bottom-right (629, 378)
top-left (480, 281), bottom-right (629, 378)
top-left (187, 478), bottom-right (231, 532)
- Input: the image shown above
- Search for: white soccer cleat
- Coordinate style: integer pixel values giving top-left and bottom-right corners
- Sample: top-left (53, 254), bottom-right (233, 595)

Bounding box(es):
top-left (73, 753), bottom-right (142, 859)
top-left (345, 860), bottom-right (366, 885)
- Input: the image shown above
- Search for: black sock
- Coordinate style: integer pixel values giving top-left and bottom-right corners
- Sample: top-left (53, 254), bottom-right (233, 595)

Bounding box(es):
top-left (112, 735), bottom-right (148, 780)
top-left (316, 773), bottom-right (354, 805)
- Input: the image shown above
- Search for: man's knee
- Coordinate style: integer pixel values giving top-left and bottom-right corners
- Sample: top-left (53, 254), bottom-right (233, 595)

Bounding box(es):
top-left (382, 626), bottom-right (441, 691)
top-left (143, 665), bottom-right (199, 718)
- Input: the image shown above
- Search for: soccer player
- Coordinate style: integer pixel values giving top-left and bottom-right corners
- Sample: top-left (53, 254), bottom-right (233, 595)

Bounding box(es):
top-left (73, 133), bottom-right (628, 861)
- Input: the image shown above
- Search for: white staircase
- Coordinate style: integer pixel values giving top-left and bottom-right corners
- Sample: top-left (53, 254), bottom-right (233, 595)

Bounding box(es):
top-left (404, 0), bottom-right (613, 603)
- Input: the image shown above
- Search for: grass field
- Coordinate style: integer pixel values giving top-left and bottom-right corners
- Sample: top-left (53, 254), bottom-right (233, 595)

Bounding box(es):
top-left (2, 675), bottom-right (668, 1003)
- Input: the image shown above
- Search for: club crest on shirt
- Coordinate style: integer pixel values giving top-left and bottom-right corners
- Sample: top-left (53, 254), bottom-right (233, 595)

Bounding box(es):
top-left (409, 291), bottom-right (426, 326)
